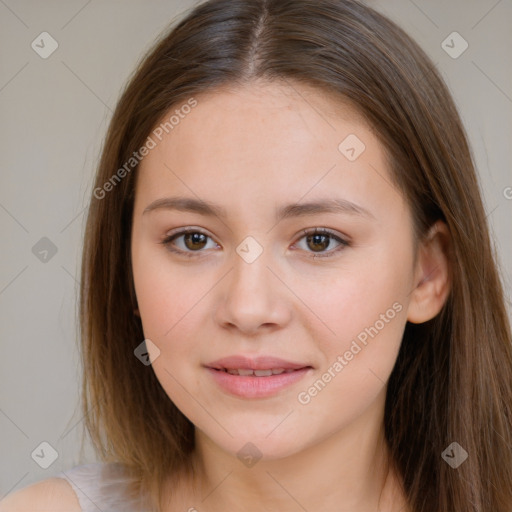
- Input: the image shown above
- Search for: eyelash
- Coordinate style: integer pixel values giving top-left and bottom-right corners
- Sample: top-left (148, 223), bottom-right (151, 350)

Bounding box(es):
top-left (160, 227), bottom-right (350, 260)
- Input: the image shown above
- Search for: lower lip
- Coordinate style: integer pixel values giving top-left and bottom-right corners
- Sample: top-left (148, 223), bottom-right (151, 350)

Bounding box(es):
top-left (206, 367), bottom-right (311, 398)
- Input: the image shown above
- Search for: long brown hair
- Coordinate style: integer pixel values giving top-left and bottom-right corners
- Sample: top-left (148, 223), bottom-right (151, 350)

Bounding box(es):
top-left (79, 1), bottom-right (512, 510)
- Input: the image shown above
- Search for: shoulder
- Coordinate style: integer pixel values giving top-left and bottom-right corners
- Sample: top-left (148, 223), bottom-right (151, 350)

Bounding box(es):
top-left (0, 476), bottom-right (81, 512)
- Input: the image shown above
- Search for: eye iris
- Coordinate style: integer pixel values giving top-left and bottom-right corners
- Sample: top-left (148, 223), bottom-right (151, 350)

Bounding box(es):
top-left (307, 233), bottom-right (329, 252)
top-left (184, 232), bottom-right (207, 250)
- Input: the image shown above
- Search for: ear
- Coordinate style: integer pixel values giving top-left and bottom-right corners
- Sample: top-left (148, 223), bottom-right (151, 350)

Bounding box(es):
top-left (407, 220), bottom-right (451, 324)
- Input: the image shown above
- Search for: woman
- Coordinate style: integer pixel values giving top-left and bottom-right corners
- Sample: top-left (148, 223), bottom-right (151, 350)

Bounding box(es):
top-left (2, 0), bottom-right (511, 511)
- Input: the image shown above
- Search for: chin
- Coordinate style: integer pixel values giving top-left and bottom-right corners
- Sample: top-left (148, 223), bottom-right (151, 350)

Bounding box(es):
top-left (198, 422), bottom-right (317, 464)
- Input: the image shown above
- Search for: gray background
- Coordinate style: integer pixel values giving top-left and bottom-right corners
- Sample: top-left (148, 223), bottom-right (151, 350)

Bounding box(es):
top-left (1, 0), bottom-right (511, 497)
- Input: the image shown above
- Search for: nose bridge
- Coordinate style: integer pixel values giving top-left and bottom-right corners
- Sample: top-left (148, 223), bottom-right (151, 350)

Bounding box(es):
top-left (230, 234), bottom-right (274, 302)
top-left (215, 234), bottom-right (289, 332)
top-left (231, 237), bottom-right (271, 293)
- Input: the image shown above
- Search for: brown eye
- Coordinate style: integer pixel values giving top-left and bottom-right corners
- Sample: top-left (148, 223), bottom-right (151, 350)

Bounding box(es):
top-left (161, 229), bottom-right (218, 257)
top-left (295, 228), bottom-right (349, 259)
top-left (306, 233), bottom-right (331, 252)
top-left (182, 232), bottom-right (208, 250)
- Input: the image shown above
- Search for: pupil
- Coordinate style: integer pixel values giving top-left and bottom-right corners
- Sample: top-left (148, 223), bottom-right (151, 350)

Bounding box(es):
top-left (309, 234), bottom-right (328, 251)
top-left (185, 232), bottom-right (206, 250)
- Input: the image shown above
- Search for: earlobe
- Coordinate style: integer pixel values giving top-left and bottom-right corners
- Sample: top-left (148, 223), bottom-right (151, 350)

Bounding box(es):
top-left (406, 221), bottom-right (451, 324)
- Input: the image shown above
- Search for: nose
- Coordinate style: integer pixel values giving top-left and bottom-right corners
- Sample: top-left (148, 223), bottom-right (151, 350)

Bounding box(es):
top-left (213, 244), bottom-right (292, 336)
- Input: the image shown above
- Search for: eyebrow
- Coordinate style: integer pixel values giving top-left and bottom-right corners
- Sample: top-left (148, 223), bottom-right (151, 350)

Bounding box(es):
top-left (143, 196), bottom-right (375, 221)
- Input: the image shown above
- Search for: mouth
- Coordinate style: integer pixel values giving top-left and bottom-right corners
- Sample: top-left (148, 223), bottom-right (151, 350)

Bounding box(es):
top-left (213, 367), bottom-right (305, 376)
top-left (206, 354), bottom-right (311, 372)
top-left (205, 355), bottom-right (313, 398)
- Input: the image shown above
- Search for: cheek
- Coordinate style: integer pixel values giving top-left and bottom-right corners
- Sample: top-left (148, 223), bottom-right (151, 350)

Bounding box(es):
top-left (290, 240), bottom-right (412, 406)
top-left (132, 239), bottom-right (211, 341)
top-left (133, 261), bottom-right (207, 408)
top-left (294, 278), bottom-right (408, 435)
top-left (296, 279), bottom-right (406, 387)
top-left (291, 243), bottom-right (412, 353)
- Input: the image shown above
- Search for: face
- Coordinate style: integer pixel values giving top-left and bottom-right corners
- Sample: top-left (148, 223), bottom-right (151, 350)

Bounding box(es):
top-left (130, 81), bottom-right (418, 460)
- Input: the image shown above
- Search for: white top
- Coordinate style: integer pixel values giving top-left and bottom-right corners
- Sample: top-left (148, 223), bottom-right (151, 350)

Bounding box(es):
top-left (55, 462), bottom-right (152, 512)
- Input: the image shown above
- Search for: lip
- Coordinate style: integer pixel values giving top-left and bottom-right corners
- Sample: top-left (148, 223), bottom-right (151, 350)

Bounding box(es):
top-left (205, 355), bottom-right (313, 399)
top-left (206, 355), bottom-right (309, 371)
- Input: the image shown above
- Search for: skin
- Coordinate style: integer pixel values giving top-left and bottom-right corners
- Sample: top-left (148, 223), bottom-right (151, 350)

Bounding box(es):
top-left (130, 80), bottom-right (451, 512)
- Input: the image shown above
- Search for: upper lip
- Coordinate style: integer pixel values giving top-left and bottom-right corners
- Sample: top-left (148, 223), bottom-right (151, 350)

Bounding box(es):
top-left (205, 355), bottom-right (311, 371)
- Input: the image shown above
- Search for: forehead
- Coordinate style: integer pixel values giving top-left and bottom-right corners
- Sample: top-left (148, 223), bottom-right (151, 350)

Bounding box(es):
top-left (134, 80), bottom-right (398, 216)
